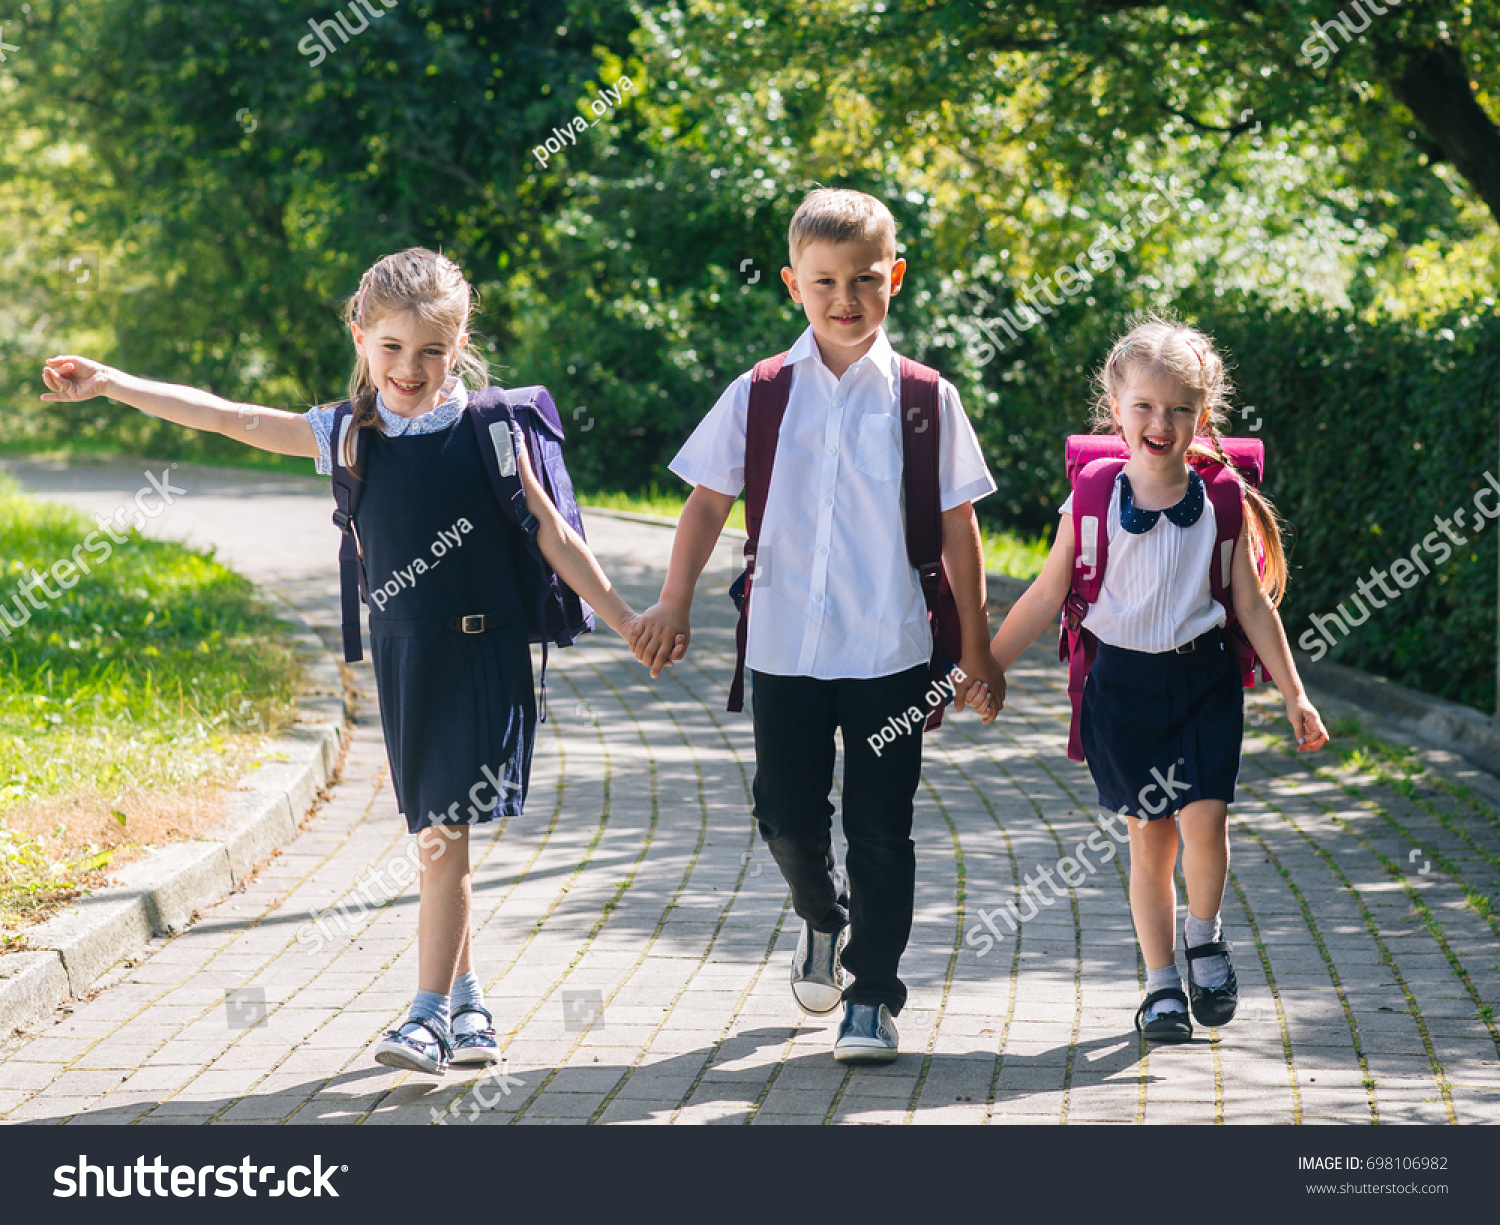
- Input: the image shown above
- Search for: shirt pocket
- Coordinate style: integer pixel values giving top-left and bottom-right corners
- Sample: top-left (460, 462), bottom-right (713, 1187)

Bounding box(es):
top-left (853, 413), bottom-right (903, 482)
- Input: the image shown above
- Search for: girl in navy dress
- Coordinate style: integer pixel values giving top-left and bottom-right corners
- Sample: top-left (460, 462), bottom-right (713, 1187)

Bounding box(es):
top-left (40, 248), bottom-right (668, 1074)
top-left (988, 317), bottom-right (1329, 1042)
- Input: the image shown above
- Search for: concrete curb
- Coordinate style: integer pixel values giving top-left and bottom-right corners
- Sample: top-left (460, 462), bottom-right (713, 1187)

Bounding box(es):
top-left (1296, 652), bottom-right (1500, 775)
top-left (580, 503), bottom-right (749, 540)
top-left (0, 610), bottom-right (347, 1037)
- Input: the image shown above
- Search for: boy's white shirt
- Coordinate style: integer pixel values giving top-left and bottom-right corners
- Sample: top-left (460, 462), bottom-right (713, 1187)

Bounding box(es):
top-left (670, 326), bottom-right (996, 680)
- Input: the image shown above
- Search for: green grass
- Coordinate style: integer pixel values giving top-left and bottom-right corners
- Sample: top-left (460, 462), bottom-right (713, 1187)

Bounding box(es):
top-left (580, 488), bottom-right (1051, 580)
top-left (980, 527), bottom-right (1050, 581)
top-left (580, 484), bottom-right (748, 532)
top-left (0, 472), bottom-right (303, 936)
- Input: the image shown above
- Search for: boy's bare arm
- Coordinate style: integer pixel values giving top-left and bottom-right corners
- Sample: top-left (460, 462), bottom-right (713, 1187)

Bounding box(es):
top-left (990, 517), bottom-right (1073, 672)
top-left (41, 355), bottom-right (317, 459)
top-left (635, 485), bottom-right (736, 678)
top-left (941, 502), bottom-right (1004, 720)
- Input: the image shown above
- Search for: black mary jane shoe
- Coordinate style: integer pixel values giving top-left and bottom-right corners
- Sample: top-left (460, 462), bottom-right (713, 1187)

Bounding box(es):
top-left (1134, 988), bottom-right (1193, 1044)
top-left (1184, 940), bottom-right (1239, 1028)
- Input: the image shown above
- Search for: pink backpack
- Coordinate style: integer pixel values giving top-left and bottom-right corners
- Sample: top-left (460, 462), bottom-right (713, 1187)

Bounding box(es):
top-left (1059, 435), bottom-right (1268, 762)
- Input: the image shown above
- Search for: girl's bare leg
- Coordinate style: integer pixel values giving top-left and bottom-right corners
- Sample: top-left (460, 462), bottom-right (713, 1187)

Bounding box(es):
top-left (1128, 814), bottom-right (1181, 970)
top-left (1177, 799), bottom-right (1230, 924)
top-left (415, 825), bottom-right (471, 995)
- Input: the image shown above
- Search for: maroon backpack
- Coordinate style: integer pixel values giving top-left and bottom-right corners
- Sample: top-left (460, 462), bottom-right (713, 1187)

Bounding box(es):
top-left (727, 352), bottom-right (963, 730)
top-left (1060, 435), bottom-right (1268, 762)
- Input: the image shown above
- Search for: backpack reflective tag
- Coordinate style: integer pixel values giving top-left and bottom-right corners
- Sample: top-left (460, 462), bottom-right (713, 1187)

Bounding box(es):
top-left (489, 420), bottom-right (517, 477)
top-left (1078, 514), bottom-right (1100, 582)
top-left (336, 413), bottom-right (354, 472)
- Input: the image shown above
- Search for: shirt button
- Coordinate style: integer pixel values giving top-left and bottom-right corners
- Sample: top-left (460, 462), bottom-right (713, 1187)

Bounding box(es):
top-left (833, 397), bottom-right (844, 408)
top-left (826, 445), bottom-right (837, 457)
top-left (812, 592), bottom-right (823, 602)
top-left (817, 546), bottom-right (828, 557)
top-left (821, 496), bottom-right (832, 508)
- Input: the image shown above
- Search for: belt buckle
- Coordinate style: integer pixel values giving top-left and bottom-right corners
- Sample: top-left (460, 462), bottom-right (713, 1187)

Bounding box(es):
top-left (460, 614), bottom-right (485, 634)
top-left (1175, 637), bottom-right (1197, 654)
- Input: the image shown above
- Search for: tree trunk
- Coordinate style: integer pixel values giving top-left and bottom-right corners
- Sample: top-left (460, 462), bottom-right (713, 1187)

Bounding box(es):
top-left (1383, 40), bottom-right (1500, 227)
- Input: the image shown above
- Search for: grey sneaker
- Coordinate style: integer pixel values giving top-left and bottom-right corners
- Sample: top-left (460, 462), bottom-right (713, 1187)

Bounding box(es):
top-left (833, 1002), bottom-right (899, 1064)
top-left (790, 921), bottom-right (846, 1015)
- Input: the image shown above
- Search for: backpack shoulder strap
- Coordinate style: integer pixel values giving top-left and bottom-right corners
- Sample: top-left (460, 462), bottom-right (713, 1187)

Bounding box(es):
top-left (1060, 456), bottom-right (1123, 762)
top-left (329, 401), bottom-right (370, 663)
top-left (1197, 459), bottom-right (1265, 685)
top-left (728, 352), bottom-right (793, 714)
top-left (898, 357), bottom-right (942, 576)
top-left (897, 356), bottom-right (957, 731)
top-left (1068, 458), bottom-right (1124, 606)
top-left (465, 387), bottom-right (537, 542)
top-left (1198, 461), bottom-right (1243, 609)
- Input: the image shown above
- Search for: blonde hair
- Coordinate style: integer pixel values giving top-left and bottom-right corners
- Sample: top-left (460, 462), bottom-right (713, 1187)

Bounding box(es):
top-left (1092, 315), bottom-right (1288, 606)
top-left (327, 247), bottom-right (490, 474)
top-left (787, 188), bottom-right (897, 267)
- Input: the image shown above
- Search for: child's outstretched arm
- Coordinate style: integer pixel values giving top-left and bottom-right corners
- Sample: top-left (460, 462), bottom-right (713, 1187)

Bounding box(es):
top-left (1230, 520), bottom-right (1330, 752)
top-left (41, 355), bottom-right (318, 459)
top-left (633, 485), bottom-right (734, 679)
top-left (941, 502), bottom-right (1004, 722)
top-left (989, 516), bottom-right (1074, 672)
top-left (513, 434), bottom-right (663, 659)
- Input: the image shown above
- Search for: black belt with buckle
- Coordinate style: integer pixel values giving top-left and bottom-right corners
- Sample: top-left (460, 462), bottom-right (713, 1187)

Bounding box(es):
top-left (449, 613), bottom-right (503, 634)
top-left (1173, 628), bottom-right (1223, 655)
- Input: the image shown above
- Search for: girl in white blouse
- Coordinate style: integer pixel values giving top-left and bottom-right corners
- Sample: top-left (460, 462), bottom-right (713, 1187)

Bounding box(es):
top-left (989, 317), bottom-right (1328, 1043)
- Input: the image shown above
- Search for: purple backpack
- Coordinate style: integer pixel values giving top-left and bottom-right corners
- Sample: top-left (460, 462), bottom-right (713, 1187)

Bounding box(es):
top-left (329, 385), bottom-right (594, 714)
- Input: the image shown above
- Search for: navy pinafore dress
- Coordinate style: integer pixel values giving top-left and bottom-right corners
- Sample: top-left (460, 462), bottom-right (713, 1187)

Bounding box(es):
top-left (356, 416), bottom-right (536, 833)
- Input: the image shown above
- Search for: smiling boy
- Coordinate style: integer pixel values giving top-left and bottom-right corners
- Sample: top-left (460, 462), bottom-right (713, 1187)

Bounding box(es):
top-left (632, 188), bottom-right (1003, 1061)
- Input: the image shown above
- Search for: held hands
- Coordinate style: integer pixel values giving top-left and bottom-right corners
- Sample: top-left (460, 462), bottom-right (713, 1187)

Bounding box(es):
top-left (1288, 695), bottom-right (1330, 752)
top-left (631, 601), bottom-right (690, 679)
top-left (954, 650), bottom-right (1006, 725)
top-left (40, 355), bottom-right (113, 402)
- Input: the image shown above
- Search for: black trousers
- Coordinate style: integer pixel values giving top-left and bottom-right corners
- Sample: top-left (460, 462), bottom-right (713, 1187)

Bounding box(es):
top-left (750, 665), bottom-right (929, 1014)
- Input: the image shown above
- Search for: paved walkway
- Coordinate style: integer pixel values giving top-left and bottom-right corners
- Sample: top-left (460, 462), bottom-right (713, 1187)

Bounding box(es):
top-left (1, 457), bottom-right (1498, 1124)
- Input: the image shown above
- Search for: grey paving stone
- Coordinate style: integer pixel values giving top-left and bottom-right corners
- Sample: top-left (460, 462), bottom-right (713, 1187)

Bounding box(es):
top-left (1, 491), bottom-right (1496, 1127)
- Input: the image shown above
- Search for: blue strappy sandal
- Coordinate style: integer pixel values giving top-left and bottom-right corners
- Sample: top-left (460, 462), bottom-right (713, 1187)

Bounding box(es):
top-left (374, 1017), bottom-right (452, 1075)
top-left (449, 1005), bottom-right (501, 1066)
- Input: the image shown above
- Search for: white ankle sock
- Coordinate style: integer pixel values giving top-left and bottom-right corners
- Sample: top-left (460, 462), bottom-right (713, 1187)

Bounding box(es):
top-left (1144, 964), bottom-right (1186, 1015)
top-left (449, 971), bottom-right (489, 1035)
top-left (1185, 912), bottom-right (1229, 988)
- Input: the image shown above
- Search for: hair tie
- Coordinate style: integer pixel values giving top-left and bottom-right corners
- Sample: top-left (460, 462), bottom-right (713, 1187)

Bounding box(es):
top-left (1184, 339), bottom-right (1205, 367)
top-left (1108, 339), bottom-right (1134, 369)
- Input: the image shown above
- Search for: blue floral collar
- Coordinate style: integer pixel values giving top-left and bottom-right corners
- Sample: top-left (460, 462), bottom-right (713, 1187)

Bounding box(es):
top-left (1119, 469), bottom-right (1204, 534)
top-left (374, 374), bottom-right (467, 435)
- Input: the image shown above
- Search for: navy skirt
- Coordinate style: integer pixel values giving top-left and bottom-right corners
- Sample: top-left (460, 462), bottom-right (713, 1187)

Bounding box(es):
top-left (1080, 628), bottom-right (1243, 821)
